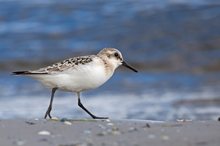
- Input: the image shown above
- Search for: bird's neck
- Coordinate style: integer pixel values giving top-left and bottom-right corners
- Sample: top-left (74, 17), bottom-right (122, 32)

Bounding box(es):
top-left (98, 56), bottom-right (116, 76)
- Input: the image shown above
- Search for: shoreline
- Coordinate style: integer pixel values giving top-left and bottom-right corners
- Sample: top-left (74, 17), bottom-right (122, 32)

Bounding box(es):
top-left (0, 119), bottom-right (219, 146)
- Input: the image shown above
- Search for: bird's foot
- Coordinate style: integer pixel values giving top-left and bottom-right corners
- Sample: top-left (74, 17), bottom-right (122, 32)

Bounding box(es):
top-left (44, 110), bottom-right (52, 119)
top-left (92, 116), bottom-right (109, 119)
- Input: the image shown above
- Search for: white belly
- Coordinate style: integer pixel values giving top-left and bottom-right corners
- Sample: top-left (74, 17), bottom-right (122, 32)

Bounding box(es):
top-left (31, 61), bottom-right (113, 92)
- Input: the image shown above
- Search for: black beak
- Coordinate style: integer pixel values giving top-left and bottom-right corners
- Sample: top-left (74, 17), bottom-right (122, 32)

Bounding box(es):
top-left (122, 61), bottom-right (138, 73)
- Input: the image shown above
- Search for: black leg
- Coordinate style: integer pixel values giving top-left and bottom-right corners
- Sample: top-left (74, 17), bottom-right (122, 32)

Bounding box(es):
top-left (44, 88), bottom-right (57, 119)
top-left (77, 92), bottom-right (108, 119)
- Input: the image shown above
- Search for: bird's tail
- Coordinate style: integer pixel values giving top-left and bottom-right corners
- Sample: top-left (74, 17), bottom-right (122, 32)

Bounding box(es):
top-left (12, 71), bottom-right (48, 75)
top-left (12, 71), bottom-right (31, 75)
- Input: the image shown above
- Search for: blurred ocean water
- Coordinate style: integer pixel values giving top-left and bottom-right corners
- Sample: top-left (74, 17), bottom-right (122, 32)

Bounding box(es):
top-left (0, 0), bottom-right (220, 120)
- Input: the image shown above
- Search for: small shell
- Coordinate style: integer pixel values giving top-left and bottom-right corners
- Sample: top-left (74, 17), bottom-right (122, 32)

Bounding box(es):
top-left (38, 130), bottom-right (51, 136)
top-left (63, 121), bottom-right (72, 125)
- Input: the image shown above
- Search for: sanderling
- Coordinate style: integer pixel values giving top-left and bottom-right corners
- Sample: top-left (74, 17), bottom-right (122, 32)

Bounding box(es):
top-left (13, 48), bottom-right (138, 119)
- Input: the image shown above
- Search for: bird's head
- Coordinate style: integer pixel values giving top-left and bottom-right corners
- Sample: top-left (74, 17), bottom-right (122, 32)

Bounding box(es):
top-left (98, 48), bottom-right (138, 73)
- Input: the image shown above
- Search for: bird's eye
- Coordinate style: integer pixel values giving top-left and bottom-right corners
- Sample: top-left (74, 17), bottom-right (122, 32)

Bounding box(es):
top-left (114, 53), bottom-right (119, 57)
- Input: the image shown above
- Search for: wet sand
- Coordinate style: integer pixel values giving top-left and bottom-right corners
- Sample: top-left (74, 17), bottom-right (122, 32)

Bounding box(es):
top-left (0, 119), bottom-right (219, 146)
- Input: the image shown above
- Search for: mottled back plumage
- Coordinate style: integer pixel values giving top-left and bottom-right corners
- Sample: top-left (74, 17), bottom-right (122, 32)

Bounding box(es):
top-left (37, 55), bottom-right (94, 74)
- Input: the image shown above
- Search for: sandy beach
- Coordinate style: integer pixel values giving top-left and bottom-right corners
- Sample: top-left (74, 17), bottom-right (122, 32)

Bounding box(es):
top-left (0, 119), bottom-right (219, 146)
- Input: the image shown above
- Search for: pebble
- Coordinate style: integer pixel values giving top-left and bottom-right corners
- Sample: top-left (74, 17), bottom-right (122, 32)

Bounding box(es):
top-left (145, 123), bottom-right (151, 128)
top-left (128, 127), bottom-right (138, 132)
top-left (51, 117), bottom-right (59, 120)
top-left (107, 123), bottom-right (114, 126)
top-left (161, 135), bottom-right (170, 140)
top-left (38, 130), bottom-right (51, 136)
top-left (64, 121), bottom-right (72, 125)
top-left (25, 121), bottom-right (35, 125)
top-left (143, 123), bottom-right (151, 130)
top-left (176, 119), bottom-right (192, 122)
top-left (112, 127), bottom-right (119, 131)
top-left (97, 131), bottom-right (107, 136)
top-left (105, 119), bottom-right (111, 122)
top-left (60, 118), bottom-right (69, 122)
top-left (111, 130), bottom-right (121, 135)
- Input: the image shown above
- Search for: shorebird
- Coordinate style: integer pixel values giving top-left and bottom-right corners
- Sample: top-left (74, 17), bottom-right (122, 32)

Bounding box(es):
top-left (13, 48), bottom-right (138, 119)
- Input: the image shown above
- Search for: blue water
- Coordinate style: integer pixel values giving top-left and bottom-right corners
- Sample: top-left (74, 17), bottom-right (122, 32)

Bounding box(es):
top-left (0, 0), bottom-right (220, 120)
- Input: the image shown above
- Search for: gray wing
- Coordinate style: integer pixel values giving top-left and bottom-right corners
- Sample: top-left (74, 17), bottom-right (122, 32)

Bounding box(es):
top-left (13, 55), bottom-right (95, 75)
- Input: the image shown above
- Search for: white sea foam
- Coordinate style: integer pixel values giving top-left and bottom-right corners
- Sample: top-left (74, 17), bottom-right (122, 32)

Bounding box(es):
top-left (0, 90), bottom-right (219, 120)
